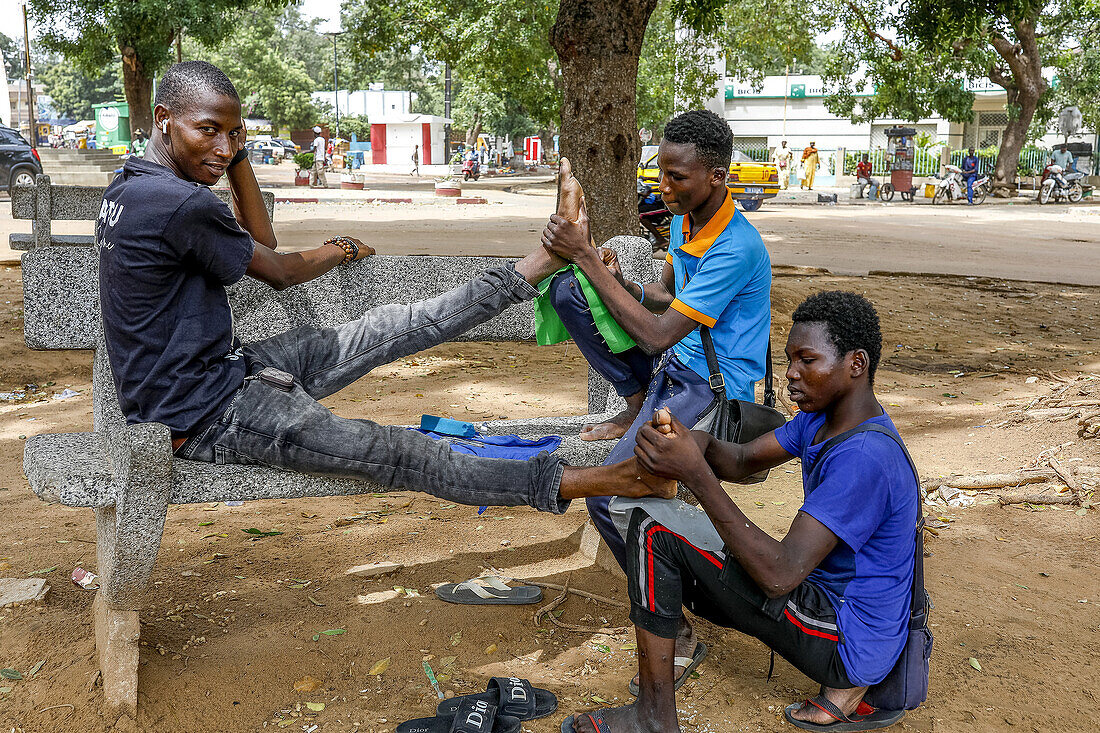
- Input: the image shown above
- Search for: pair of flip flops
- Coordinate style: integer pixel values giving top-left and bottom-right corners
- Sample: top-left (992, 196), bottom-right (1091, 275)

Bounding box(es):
top-left (783, 695), bottom-right (905, 731)
top-left (626, 641), bottom-right (707, 696)
top-left (435, 577), bottom-right (542, 605)
top-left (398, 677), bottom-right (558, 733)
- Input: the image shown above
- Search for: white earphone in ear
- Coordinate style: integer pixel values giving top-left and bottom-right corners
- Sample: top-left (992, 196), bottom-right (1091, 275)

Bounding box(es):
top-left (161, 121), bottom-right (169, 134)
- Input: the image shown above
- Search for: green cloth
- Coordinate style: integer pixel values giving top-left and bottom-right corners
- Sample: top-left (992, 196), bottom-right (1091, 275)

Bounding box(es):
top-left (534, 265), bottom-right (636, 353)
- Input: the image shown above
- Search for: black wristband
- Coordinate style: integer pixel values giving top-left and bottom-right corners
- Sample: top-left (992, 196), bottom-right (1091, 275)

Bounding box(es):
top-left (228, 148), bottom-right (249, 168)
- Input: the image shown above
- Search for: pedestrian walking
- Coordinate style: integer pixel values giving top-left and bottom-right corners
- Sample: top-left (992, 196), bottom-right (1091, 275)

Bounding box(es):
top-left (773, 140), bottom-right (794, 189)
top-left (411, 144), bottom-right (420, 177)
top-left (309, 126), bottom-right (327, 188)
top-left (801, 142), bottom-right (820, 190)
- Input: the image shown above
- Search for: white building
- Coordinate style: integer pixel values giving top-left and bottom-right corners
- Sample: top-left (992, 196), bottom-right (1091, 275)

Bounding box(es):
top-left (369, 114), bottom-right (449, 167)
top-left (312, 88), bottom-right (414, 122)
top-left (722, 74), bottom-right (1094, 157)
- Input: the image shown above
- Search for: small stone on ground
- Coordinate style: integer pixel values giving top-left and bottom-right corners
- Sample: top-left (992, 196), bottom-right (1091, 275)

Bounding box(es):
top-left (0, 578), bottom-right (49, 607)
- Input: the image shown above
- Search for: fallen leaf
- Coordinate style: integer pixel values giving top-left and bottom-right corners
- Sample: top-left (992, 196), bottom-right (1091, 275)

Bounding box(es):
top-left (591, 695), bottom-right (609, 704)
top-left (199, 521), bottom-right (214, 526)
top-left (968, 657), bottom-right (982, 672)
top-left (0, 669), bottom-right (21, 680)
top-left (620, 642), bottom-right (637, 650)
top-left (307, 596), bottom-right (325, 607)
top-left (450, 631), bottom-right (462, 647)
top-left (484, 644), bottom-right (498, 655)
top-left (27, 660), bottom-right (44, 677)
top-left (305, 702), bottom-right (325, 712)
top-left (27, 566), bottom-right (57, 575)
top-left (1077, 508), bottom-right (1089, 516)
top-left (593, 644), bottom-right (611, 653)
top-left (320, 629), bottom-right (345, 636)
top-left (293, 675), bottom-right (323, 692)
top-left (367, 657), bottom-right (391, 675)
top-left (439, 656), bottom-right (456, 668)
top-left (242, 528), bottom-right (283, 537)
top-left (0, 686), bottom-right (11, 694)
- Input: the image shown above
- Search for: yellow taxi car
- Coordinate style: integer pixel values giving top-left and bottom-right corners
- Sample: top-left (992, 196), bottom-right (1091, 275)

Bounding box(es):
top-left (637, 145), bottom-right (780, 211)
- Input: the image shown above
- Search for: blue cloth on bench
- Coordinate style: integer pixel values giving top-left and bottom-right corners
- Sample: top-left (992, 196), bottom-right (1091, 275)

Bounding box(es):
top-left (410, 428), bottom-right (562, 460)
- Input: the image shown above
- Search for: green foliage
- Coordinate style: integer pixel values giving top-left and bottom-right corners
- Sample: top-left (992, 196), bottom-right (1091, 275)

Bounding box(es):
top-left (39, 60), bottom-right (124, 120)
top-left (0, 33), bottom-right (24, 80)
top-left (293, 152), bottom-right (314, 170)
top-left (1056, 44), bottom-right (1100, 131)
top-left (183, 6), bottom-right (321, 130)
top-left (29, 0), bottom-right (289, 80)
top-left (320, 113), bottom-right (370, 141)
top-left (719, 0), bottom-right (833, 87)
top-left (637, 0), bottom-right (723, 136)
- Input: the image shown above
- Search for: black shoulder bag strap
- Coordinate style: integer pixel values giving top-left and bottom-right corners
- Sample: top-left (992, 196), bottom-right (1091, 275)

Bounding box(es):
top-left (700, 326), bottom-right (775, 408)
top-left (806, 422), bottom-right (928, 628)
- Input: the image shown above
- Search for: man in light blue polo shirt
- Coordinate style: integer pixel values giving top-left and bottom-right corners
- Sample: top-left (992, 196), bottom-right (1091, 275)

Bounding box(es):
top-left (542, 109), bottom-right (772, 688)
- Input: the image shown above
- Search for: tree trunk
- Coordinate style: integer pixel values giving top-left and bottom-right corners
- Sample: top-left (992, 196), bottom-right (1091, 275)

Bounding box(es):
top-left (465, 113), bottom-right (482, 149)
top-left (987, 19), bottom-right (1048, 197)
top-left (120, 45), bottom-right (154, 138)
top-left (539, 126), bottom-right (556, 163)
top-left (551, 0), bottom-right (658, 247)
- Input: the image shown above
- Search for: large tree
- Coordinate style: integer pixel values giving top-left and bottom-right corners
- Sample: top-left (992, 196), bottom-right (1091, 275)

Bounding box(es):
top-left (38, 60), bottom-right (124, 121)
top-left (822, 0), bottom-right (1093, 194)
top-left (186, 6), bottom-right (321, 130)
top-left (29, 0), bottom-right (290, 137)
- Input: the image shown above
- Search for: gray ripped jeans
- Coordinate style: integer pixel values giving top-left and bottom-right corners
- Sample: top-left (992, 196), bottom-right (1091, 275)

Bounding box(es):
top-left (177, 265), bottom-right (568, 513)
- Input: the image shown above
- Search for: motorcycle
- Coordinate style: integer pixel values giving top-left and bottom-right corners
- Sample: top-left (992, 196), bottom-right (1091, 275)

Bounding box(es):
top-left (932, 164), bottom-right (990, 205)
top-left (1038, 164), bottom-right (1085, 204)
top-left (462, 158), bottom-right (480, 181)
top-left (637, 179), bottom-right (671, 251)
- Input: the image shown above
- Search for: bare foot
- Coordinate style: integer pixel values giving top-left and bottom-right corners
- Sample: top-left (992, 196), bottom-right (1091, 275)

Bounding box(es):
top-left (568, 704), bottom-right (678, 733)
top-left (581, 391), bottom-right (645, 442)
top-left (788, 686), bottom-right (870, 726)
top-left (557, 157), bottom-right (586, 223)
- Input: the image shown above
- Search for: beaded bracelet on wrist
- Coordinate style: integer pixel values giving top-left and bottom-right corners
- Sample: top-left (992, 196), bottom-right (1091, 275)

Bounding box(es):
top-left (325, 236), bottom-right (359, 265)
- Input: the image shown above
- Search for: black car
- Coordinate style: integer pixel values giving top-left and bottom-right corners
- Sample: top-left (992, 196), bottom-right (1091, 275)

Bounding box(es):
top-left (0, 126), bottom-right (42, 190)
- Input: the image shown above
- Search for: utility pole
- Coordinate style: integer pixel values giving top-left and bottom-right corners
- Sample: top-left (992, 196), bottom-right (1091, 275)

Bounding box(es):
top-left (21, 0), bottom-right (35, 148)
top-left (444, 63), bottom-right (451, 162)
top-left (327, 32), bottom-right (343, 139)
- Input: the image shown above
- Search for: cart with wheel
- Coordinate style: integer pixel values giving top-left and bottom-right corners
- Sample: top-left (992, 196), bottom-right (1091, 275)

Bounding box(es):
top-left (878, 126), bottom-right (919, 202)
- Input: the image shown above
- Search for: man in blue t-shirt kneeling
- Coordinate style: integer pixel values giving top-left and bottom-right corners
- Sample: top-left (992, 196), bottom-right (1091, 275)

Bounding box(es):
top-left (563, 291), bottom-right (918, 733)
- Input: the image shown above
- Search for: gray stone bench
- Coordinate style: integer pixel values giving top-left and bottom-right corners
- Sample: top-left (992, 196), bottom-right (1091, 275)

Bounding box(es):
top-left (15, 174), bottom-right (655, 724)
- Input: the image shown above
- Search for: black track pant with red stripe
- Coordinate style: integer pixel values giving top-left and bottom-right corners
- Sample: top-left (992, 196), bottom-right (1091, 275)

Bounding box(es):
top-left (625, 512), bottom-right (854, 690)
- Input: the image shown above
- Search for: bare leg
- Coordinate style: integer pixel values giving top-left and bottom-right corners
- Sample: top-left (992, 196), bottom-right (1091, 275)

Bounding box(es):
top-left (580, 390), bottom-right (646, 442)
top-left (569, 629), bottom-right (681, 733)
top-left (559, 456), bottom-right (677, 501)
top-left (632, 617), bottom-right (697, 690)
top-left (788, 686), bottom-right (871, 725)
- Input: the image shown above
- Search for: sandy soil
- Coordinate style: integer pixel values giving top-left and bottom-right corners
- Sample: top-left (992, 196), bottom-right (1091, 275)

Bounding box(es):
top-left (0, 255), bottom-right (1097, 732)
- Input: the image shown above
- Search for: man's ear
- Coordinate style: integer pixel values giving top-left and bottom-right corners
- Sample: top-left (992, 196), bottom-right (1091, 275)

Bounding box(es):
top-left (849, 349), bottom-right (869, 380)
top-left (153, 104), bottom-right (170, 135)
top-left (712, 166), bottom-right (728, 187)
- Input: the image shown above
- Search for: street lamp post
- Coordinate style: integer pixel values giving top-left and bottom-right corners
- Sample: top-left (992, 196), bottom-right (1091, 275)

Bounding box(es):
top-left (326, 31), bottom-right (344, 140)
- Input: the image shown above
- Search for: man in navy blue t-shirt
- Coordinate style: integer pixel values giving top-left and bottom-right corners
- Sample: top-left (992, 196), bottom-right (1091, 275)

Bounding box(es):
top-left (563, 291), bottom-right (919, 733)
top-left (96, 60), bottom-right (680, 521)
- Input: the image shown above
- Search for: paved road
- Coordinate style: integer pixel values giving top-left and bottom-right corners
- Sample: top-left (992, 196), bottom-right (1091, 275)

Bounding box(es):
top-left (4, 170), bottom-right (1099, 286)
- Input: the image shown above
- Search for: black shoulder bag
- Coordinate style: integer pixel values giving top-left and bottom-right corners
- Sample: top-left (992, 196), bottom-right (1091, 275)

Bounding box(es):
top-left (807, 423), bottom-right (932, 712)
top-left (699, 327), bottom-right (787, 484)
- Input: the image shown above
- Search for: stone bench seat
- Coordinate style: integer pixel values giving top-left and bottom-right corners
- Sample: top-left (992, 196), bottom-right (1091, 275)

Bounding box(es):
top-left (25, 418), bottom-right (616, 509)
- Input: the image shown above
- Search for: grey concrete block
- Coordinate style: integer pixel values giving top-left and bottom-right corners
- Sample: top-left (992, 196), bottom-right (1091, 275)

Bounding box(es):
top-left (9, 232), bottom-right (95, 251)
top-left (24, 432), bottom-right (113, 507)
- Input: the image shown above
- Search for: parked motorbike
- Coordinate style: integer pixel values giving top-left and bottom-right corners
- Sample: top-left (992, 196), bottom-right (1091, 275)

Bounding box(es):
top-left (1038, 164), bottom-right (1085, 204)
top-left (932, 164), bottom-right (990, 205)
top-left (638, 179), bottom-right (671, 251)
top-left (462, 158), bottom-right (480, 181)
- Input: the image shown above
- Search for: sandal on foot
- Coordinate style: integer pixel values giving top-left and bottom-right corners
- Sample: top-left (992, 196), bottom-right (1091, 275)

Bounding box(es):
top-left (437, 676), bottom-right (557, 720)
top-left (561, 710), bottom-right (613, 733)
top-left (628, 641), bottom-right (707, 696)
top-left (398, 697), bottom-right (520, 733)
top-left (435, 577), bottom-right (542, 605)
top-left (783, 695), bottom-right (905, 731)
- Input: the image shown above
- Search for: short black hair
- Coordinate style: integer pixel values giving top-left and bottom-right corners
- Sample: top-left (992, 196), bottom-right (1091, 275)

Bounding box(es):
top-left (154, 61), bottom-right (239, 112)
top-left (662, 110), bottom-right (733, 171)
top-left (792, 291), bottom-right (882, 385)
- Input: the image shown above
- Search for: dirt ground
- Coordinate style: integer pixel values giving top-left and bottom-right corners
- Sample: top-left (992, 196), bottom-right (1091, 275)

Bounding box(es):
top-left (0, 253), bottom-right (1098, 732)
